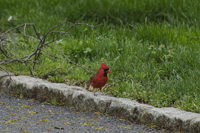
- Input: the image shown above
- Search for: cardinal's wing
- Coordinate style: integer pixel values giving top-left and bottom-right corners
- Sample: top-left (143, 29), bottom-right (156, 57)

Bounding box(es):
top-left (89, 74), bottom-right (101, 83)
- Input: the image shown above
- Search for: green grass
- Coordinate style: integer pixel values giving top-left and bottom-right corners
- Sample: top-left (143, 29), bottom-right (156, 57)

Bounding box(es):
top-left (1, 0), bottom-right (200, 113)
top-left (1, 0), bottom-right (200, 32)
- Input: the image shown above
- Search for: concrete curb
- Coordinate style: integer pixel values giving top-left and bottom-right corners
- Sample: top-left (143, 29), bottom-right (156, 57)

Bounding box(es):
top-left (0, 71), bottom-right (199, 133)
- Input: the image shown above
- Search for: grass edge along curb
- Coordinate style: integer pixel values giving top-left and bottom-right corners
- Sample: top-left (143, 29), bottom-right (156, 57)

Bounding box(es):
top-left (0, 71), bottom-right (200, 133)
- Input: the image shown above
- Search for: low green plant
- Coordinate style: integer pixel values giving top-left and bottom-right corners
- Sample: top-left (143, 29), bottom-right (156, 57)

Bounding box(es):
top-left (1, 0), bottom-right (200, 113)
top-left (50, 97), bottom-right (57, 105)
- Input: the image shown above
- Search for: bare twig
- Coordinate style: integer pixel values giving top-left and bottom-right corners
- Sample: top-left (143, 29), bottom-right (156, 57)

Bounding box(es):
top-left (42, 67), bottom-right (66, 78)
top-left (0, 65), bottom-right (13, 81)
top-left (28, 66), bottom-right (34, 77)
top-left (0, 17), bottom-right (105, 77)
top-left (0, 24), bottom-right (24, 39)
top-left (41, 49), bottom-right (58, 59)
top-left (24, 23), bottom-right (40, 41)
top-left (55, 40), bottom-right (93, 74)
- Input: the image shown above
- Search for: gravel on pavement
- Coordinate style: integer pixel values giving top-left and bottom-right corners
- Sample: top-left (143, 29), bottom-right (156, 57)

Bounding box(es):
top-left (0, 92), bottom-right (171, 133)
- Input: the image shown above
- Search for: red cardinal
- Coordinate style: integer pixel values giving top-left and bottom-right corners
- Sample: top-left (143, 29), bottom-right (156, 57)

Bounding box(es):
top-left (89, 63), bottom-right (111, 96)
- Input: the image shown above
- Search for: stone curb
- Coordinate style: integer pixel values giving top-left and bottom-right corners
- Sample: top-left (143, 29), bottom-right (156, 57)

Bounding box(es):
top-left (0, 71), bottom-right (199, 133)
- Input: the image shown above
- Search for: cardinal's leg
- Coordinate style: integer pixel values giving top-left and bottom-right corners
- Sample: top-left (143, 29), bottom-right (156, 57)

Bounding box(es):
top-left (93, 87), bottom-right (97, 96)
top-left (99, 87), bottom-right (105, 95)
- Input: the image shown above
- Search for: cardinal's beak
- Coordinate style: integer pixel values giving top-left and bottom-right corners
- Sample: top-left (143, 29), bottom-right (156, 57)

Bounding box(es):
top-left (107, 70), bottom-right (111, 73)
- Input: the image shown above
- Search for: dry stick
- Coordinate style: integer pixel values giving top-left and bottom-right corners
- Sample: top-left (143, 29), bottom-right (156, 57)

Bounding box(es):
top-left (0, 39), bottom-right (34, 75)
top-left (41, 49), bottom-right (58, 59)
top-left (32, 21), bottom-right (105, 69)
top-left (28, 66), bottom-right (35, 77)
top-left (55, 41), bottom-right (93, 74)
top-left (0, 55), bottom-right (33, 63)
top-left (42, 67), bottom-right (66, 78)
top-left (30, 22), bottom-right (48, 71)
top-left (30, 21), bottom-right (78, 70)
top-left (23, 23), bottom-right (44, 71)
top-left (0, 24), bottom-right (24, 50)
top-left (11, 19), bottom-right (25, 24)
top-left (0, 19), bottom-right (104, 76)
top-left (3, 44), bottom-right (18, 59)
top-left (31, 40), bottom-right (43, 71)
top-left (24, 23), bottom-right (40, 41)
top-left (0, 20), bottom-right (49, 76)
top-left (31, 21), bottom-right (74, 70)
top-left (0, 25), bottom-right (37, 75)
top-left (0, 45), bottom-right (8, 58)
top-left (0, 59), bottom-right (34, 65)
top-left (51, 31), bottom-right (94, 74)
top-left (50, 31), bottom-right (72, 38)
top-left (18, 21), bottom-right (42, 71)
top-left (0, 36), bottom-right (9, 58)
top-left (0, 65), bottom-right (13, 81)
top-left (0, 24), bottom-right (24, 39)
top-left (0, 20), bottom-right (41, 66)
top-left (10, 19), bottom-right (41, 42)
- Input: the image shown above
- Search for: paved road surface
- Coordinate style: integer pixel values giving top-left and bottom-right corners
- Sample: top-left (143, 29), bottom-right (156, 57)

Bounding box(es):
top-left (0, 92), bottom-right (170, 133)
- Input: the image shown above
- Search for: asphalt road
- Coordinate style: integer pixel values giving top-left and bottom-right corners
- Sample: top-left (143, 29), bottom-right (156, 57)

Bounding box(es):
top-left (0, 92), bottom-right (171, 133)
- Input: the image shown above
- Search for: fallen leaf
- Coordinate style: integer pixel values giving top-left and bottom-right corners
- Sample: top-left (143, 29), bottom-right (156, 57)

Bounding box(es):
top-left (119, 118), bottom-right (125, 121)
top-left (94, 112), bottom-right (101, 115)
top-left (64, 122), bottom-right (70, 125)
top-left (70, 106), bottom-right (75, 109)
top-left (39, 119), bottom-right (50, 122)
top-left (28, 111), bottom-right (37, 114)
top-left (73, 117), bottom-right (84, 120)
top-left (4, 119), bottom-right (19, 124)
top-left (21, 104), bottom-right (32, 108)
top-left (80, 122), bottom-right (95, 126)
top-left (118, 126), bottom-right (131, 129)
top-left (151, 125), bottom-right (158, 128)
top-left (27, 99), bottom-right (32, 102)
top-left (42, 116), bottom-right (48, 118)
top-left (1, 130), bottom-right (11, 132)
top-left (11, 123), bottom-right (21, 125)
top-left (45, 113), bottom-right (54, 115)
top-left (95, 126), bottom-right (105, 130)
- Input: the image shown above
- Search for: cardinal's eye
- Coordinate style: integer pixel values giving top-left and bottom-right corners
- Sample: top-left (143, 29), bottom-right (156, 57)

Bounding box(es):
top-left (103, 69), bottom-right (109, 77)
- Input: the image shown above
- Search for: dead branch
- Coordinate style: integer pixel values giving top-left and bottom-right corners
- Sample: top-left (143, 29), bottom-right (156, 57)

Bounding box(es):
top-left (42, 67), bottom-right (66, 78)
top-left (41, 49), bottom-right (58, 59)
top-left (0, 16), bottom-right (104, 77)
top-left (0, 65), bottom-right (13, 81)
top-left (55, 39), bottom-right (93, 74)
